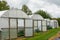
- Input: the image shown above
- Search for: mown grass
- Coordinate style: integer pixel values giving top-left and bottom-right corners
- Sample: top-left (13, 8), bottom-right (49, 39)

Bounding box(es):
top-left (25, 27), bottom-right (60, 40)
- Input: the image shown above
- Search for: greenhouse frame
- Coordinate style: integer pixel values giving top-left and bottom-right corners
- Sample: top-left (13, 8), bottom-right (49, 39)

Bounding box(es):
top-left (0, 9), bottom-right (34, 40)
top-left (30, 14), bottom-right (47, 32)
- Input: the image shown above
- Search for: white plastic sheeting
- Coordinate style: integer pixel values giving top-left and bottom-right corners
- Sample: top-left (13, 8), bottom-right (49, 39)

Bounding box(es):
top-left (34, 21), bottom-right (38, 31)
top-left (34, 21), bottom-right (42, 31)
top-left (38, 21), bottom-right (42, 31)
top-left (2, 28), bottom-right (9, 40)
top-left (0, 18), bottom-right (9, 28)
top-left (45, 19), bottom-right (50, 26)
top-left (25, 19), bottom-right (33, 37)
top-left (18, 19), bottom-right (24, 32)
top-left (10, 19), bottom-right (17, 39)
top-left (50, 20), bottom-right (59, 28)
top-left (42, 20), bottom-right (47, 31)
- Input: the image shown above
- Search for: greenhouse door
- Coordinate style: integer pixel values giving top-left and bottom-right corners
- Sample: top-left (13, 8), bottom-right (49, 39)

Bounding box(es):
top-left (42, 20), bottom-right (47, 31)
top-left (18, 19), bottom-right (24, 37)
top-left (25, 19), bottom-right (33, 37)
top-left (38, 21), bottom-right (42, 31)
top-left (9, 19), bottom-right (17, 40)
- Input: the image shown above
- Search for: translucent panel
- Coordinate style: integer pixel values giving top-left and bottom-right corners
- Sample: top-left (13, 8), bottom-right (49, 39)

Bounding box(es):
top-left (10, 19), bottom-right (17, 39)
top-left (2, 28), bottom-right (9, 40)
top-left (18, 27), bottom-right (24, 32)
top-left (54, 22), bottom-right (57, 28)
top-left (25, 19), bottom-right (33, 27)
top-left (0, 18), bottom-right (9, 28)
top-left (10, 28), bottom-right (17, 39)
top-left (47, 21), bottom-right (50, 26)
top-left (38, 21), bottom-right (41, 31)
top-left (25, 28), bottom-right (33, 37)
top-left (34, 27), bottom-right (37, 32)
top-left (34, 21), bottom-right (37, 27)
top-left (42, 21), bottom-right (46, 26)
top-left (50, 22), bottom-right (55, 28)
top-left (10, 19), bottom-right (17, 28)
top-left (18, 19), bottom-right (24, 27)
top-left (42, 26), bottom-right (47, 31)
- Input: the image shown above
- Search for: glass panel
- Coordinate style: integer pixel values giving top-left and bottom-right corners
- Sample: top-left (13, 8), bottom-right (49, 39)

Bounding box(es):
top-left (25, 28), bottom-right (33, 37)
top-left (10, 28), bottom-right (17, 39)
top-left (10, 19), bottom-right (17, 39)
top-left (34, 21), bottom-right (37, 27)
top-left (2, 28), bottom-right (9, 40)
top-left (47, 21), bottom-right (50, 26)
top-left (42, 26), bottom-right (47, 31)
top-left (10, 19), bottom-right (17, 28)
top-left (42, 21), bottom-right (46, 26)
top-left (18, 19), bottom-right (24, 27)
top-left (25, 19), bottom-right (33, 27)
top-left (25, 19), bottom-right (33, 37)
top-left (38, 21), bottom-right (41, 31)
top-left (34, 27), bottom-right (37, 32)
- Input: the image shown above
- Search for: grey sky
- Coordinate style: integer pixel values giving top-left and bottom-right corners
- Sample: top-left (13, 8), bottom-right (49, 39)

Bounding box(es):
top-left (2, 0), bottom-right (60, 18)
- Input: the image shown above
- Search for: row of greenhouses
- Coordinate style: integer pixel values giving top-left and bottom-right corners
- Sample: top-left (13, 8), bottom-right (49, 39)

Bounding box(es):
top-left (0, 9), bottom-right (59, 40)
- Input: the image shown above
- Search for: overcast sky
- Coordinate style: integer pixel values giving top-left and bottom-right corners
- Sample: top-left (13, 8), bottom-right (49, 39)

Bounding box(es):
top-left (3, 0), bottom-right (60, 18)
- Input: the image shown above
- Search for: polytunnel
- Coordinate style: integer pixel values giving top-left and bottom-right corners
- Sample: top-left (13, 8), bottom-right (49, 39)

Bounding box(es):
top-left (29, 14), bottom-right (47, 32)
top-left (0, 9), bottom-right (34, 40)
top-left (50, 20), bottom-right (59, 28)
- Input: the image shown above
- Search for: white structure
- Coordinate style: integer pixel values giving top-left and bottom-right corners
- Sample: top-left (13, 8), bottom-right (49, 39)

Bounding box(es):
top-left (45, 19), bottom-right (50, 26)
top-left (50, 20), bottom-right (59, 28)
top-left (0, 9), bottom-right (34, 40)
top-left (29, 14), bottom-right (47, 32)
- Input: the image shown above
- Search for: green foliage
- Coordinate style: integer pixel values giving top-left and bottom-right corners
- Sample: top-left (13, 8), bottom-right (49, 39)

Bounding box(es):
top-left (18, 30), bottom-right (24, 37)
top-left (47, 25), bottom-right (52, 30)
top-left (25, 27), bottom-right (60, 40)
top-left (22, 4), bottom-right (32, 15)
top-left (0, 1), bottom-right (10, 11)
top-left (35, 29), bottom-right (40, 33)
top-left (35, 10), bottom-right (51, 19)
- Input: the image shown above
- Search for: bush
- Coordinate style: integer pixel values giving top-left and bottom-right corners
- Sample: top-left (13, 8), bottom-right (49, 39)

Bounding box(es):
top-left (18, 30), bottom-right (24, 37)
top-left (47, 25), bottom-right (52, 30)
top-left (35, 29), bottom-right (40, 33)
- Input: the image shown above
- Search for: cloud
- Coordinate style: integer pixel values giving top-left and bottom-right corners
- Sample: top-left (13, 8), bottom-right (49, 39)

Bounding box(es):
top-left (6, 0), bottom-right (29, 9)
top-left (26, 0), bottom-right (60, 18)
top-left (42, 0), bottom-right (60, 6)
top-left (5, 0), bottom-right (60, 18)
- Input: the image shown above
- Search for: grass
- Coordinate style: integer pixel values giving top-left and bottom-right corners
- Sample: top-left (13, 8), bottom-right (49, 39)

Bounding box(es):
top-left (25, 27), bottom-right (60, 40)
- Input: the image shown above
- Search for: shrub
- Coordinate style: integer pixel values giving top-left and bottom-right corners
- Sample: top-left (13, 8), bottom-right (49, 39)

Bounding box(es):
top-left (47, 25), bottom-right (52, 30)
top-left (18, 30), bottom-right (24, 37)
top-left (35, 29), bottom-right (40, 33)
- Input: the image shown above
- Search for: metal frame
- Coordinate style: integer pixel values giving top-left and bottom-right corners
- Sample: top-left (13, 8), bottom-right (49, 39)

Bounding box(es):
top-left (8, 18), bottom-right (34, 40)
top-left (33, 20), bottom-right (42, 32)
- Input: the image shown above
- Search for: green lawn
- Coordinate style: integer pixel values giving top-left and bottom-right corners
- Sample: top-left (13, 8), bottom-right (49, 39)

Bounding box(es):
top-left (25, 27), bottom-right (60, 40)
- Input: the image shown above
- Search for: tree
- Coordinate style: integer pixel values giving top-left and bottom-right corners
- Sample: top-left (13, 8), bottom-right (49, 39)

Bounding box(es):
top-left (22, 5), bottom-right (32, 15)
top-left (35, 10), bottom-right (51, 19)
top-left (0, 1), bottom-right (10, 11)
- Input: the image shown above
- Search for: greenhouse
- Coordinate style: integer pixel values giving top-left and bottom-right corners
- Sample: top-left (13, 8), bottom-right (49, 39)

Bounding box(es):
top-left (50, 20), bottom-right (59, 28)
top-left (0, 9), bottom-right (34, 40)
top-left (45, 19), bottom-right (50, 26)
top-left (30, 14), bottom-right (47, 32)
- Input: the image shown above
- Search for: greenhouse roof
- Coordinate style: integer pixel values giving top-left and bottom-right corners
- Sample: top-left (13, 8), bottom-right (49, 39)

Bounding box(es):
top-left (0, 9), bottom-right (29, 18)
top-left (31, 14), bottom-right (44, 20)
